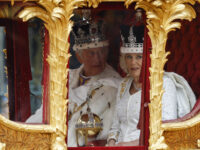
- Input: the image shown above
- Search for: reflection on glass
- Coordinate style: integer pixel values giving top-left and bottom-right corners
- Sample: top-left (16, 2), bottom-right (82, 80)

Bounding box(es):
top-left (0, 16), bottom-right (46, 123)
top-left (28, 18), bottom-right (43, 116)
top-left (0, 26), bottom-right (8, 119)
top-left (25, 18), bottom-right (45, 123)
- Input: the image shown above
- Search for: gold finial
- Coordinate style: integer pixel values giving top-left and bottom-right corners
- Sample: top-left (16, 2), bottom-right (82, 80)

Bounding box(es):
top-left (135, 9), bottom-right (143, 22)
top-left (11, 0), bottom-right (14, 6)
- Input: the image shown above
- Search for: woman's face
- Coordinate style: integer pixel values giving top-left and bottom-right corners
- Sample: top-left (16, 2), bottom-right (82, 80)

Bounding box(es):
top-left (125, 53), bottom-right (143, 79)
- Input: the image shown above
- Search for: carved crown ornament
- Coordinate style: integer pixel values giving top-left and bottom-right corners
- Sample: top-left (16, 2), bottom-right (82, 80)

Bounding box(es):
top-left (0, 0), bottom-right (200, 149)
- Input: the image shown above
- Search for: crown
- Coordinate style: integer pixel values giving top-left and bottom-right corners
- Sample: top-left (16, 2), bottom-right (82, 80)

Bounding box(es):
top-left (120, 25), bottom-right (144, 53)
top-left (72, 18), bottom-right (109, 51)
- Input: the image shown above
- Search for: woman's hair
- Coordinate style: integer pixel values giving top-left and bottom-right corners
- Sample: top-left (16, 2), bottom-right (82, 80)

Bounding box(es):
top-left (119, 53), bottom-right (128, 73)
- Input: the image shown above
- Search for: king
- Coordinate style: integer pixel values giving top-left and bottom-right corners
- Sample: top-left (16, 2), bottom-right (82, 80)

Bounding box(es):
top-left (67, 10), bottom-right (121, 147)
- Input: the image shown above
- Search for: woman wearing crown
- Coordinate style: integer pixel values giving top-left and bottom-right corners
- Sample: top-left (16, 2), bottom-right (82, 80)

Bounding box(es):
top-left (107, 24), bottom-right (196, 146)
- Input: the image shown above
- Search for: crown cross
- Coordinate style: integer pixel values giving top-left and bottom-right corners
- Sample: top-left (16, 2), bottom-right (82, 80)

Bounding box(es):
top-left (120, 25), bottom-right (144, 53)
top-left (128, 26), bottom-right (136, 44)
top-left (72, 20), bottom-right (109, 51)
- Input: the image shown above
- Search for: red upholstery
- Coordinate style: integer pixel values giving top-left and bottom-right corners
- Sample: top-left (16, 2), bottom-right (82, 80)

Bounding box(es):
top-left (164, 8), bottom-right (200, 123)
top-left (166, 14), bottom-right (200, 99)
top-left (2, 19), bottom-right (32, 121)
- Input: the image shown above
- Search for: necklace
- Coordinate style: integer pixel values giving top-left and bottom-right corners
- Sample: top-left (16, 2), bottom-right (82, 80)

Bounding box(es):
top-left (130, 82), bottom-right (141, 95)
top-left (133, 82), bottom-right (141, 91)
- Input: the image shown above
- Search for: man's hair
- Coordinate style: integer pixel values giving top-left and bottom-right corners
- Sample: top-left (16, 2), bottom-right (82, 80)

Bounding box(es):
top-left (76, 46), bottom-right (109, 57)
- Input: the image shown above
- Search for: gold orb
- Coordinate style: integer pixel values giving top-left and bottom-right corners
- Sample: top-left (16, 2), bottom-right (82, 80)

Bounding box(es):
top-left (76, 113), bottom-right (103, 138)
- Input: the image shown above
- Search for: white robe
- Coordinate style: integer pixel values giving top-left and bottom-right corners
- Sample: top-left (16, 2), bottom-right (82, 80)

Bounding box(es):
top-left (25, 64), bottom-right (121, 126)
top-left (108, 72), bottom-right (196, 143)
top-left (68, 64), bottom-right (121, 147)
top-left (25, 104), bottom-right (43, 123)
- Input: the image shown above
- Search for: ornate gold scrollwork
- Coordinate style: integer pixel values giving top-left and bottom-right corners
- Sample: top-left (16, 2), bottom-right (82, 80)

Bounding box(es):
top-left (0, 0), bottom-right (200, 149)
top-left (18, 0), bottom-right (104, 149)
top-left (0, 142), bottom-right (5, 150)
top-left (0, 114), bottom-right (54, 149)
top-left (163, 113), bottom-right (200, 149)
top-left (125, 0), bottom-right (197, 149)
top-left (198, 139), bottom-right (200, 148)
top-left (0, 4), bottom-right (13, 18)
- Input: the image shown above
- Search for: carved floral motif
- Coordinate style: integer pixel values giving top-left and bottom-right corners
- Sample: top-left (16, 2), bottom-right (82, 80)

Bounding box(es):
top-left (124, 0), bottom-right (197, 149)
top-left (0, 0), bottom-right (200, 149)
top-left (0, 124), bottom-right (51, 150)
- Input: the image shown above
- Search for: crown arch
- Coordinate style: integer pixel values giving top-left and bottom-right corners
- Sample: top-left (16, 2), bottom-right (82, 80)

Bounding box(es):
top-left (0, 0), bottom-right (199, 150)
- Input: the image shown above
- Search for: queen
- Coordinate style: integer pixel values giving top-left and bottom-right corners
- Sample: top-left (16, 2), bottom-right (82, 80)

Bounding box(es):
top-left (107, 24), bottom-right (196, 146)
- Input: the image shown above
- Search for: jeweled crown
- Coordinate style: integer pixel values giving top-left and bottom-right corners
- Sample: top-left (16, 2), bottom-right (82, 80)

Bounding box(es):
top-left (120, 25), bottom-right (144, 53)
top-left (72, 16), bottom-right (108, 51)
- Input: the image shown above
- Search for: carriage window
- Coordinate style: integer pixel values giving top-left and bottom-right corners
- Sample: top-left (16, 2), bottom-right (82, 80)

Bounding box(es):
top-left (0, 26), bottom-right (8, 119)
top-left (28, 18), bottom-right (44, 117)
top-left (67, 6), bottom-right (147, 148)
top-left (25, 18), bottom-right (48, 124)
top-left (0, 14), bottom-right (49, 124)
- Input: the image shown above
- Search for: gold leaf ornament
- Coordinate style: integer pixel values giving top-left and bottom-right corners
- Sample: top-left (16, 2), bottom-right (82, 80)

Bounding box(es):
top-left (86, 0), bottom-right (102, 8)
top-left (19, 4), bottom-right (50, 22)
top-left (5, 0), bottom-right (200, 149)
top-left (123, 0), bottom-right (198, 150)
top-left (124, 0), bottom-right (138, 8)
top-left (0, 142), bottom-right (5, 150)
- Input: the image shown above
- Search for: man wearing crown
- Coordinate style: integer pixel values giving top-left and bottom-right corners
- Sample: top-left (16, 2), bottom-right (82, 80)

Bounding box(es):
top-left (24, 12), bottom-right (121, 146)
top-left (67, 17), bottom-right (121, 147)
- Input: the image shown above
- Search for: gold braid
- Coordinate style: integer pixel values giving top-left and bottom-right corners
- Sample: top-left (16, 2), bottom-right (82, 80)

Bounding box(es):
top-left (68, 85), bottom-right (103, 120)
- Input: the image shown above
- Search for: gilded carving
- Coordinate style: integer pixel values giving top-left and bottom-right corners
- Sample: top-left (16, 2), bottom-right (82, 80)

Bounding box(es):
top-left (198, 139), bottom-right (200, 148)
top-left (18, 0), bottom-right (104, 149)
top-left (0, 3), bottom-right (24, 19)
top-left (0, 4), bottom-right (12, 18)
top-left (0, 0), bottom-right (200, 149)
top-left (0, 115), bottom-right (54, 150)
top-left (0, 142), bottom-right (5, 150)
top-left (124, 0), bottom-right (197, 149)
top-left (0, 124), bottom-right (51, 150)
top-left (163, 124), bottom-right (200, 150)
top-left (162, 113), bottom-right (200, 149)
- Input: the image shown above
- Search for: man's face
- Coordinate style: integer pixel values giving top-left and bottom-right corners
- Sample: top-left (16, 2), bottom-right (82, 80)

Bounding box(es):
top-left (79, 47), bottom-right (108, 76)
